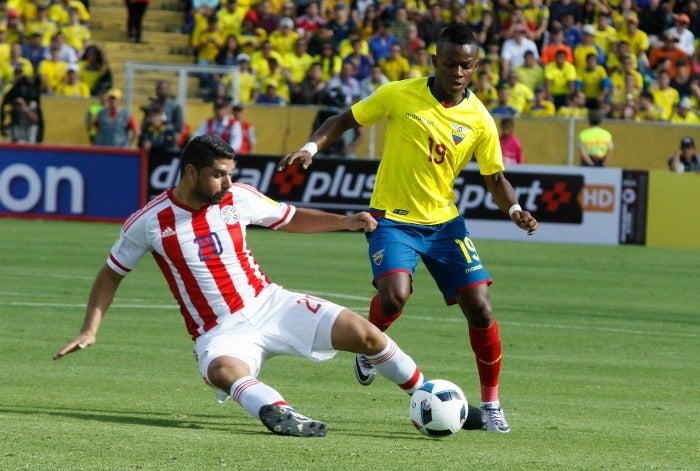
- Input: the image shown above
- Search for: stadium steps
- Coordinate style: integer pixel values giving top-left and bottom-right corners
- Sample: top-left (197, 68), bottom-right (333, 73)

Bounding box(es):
top-left (88, 0), bottom-right (196, 102)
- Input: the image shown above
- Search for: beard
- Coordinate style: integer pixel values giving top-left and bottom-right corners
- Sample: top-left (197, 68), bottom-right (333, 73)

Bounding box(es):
top-left (193, 187), bottom-right (228, 205)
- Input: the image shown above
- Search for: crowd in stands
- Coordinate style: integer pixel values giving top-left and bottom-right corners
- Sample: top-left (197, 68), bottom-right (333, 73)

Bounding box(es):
top-left (2, 0), bottom-right (700, 144)
top-left (0, 0), bottom-right (111, 97)
top-left (183, 0), bottom-right (700, 125)
top-left (0, 0), bottom-right (113, 141)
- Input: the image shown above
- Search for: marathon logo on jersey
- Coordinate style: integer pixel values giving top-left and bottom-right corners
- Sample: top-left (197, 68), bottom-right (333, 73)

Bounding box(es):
top-left (454, 170), bottom-right (584, 223)
top-left (450, 122), bottom-right (469, 145)
top-left (219, 205), bottom-right (240, 225)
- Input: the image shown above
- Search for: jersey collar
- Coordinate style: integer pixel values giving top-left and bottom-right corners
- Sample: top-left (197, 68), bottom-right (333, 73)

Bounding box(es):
top-left (427, 76), bottom-right (470, 108)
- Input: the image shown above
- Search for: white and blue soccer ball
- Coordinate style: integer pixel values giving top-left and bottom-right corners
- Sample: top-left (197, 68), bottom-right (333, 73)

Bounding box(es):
top-left (409, 379), bottom-right (468, 437)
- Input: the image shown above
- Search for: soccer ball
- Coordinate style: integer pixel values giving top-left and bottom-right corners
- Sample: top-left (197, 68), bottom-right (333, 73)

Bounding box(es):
top-left (409, 379), bottom-right (468, 437)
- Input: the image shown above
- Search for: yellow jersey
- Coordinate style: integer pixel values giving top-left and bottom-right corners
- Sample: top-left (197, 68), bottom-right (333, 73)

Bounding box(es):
top-left (56, 80), bottom-right (90, 97)
top-left (37, 59), bottom-right (68, 91)
top-left (351, 77), bottom-right (504, 225)
top-left (545, 61), bottom-right (577, 95)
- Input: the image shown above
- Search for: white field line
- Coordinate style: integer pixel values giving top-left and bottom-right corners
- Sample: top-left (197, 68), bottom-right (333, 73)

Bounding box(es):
top-left (2, 291), bottom-right (696, 339)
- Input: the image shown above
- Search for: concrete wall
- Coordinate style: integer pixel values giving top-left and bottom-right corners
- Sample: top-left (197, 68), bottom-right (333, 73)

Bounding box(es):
top-left (39, 96), bottom-right (699, 171)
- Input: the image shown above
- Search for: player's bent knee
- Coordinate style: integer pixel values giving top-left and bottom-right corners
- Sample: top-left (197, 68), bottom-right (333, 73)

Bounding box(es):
top-left (207, 356), bottom-right (251, 391)
top-left (331, 310), bottom-right (386, 353)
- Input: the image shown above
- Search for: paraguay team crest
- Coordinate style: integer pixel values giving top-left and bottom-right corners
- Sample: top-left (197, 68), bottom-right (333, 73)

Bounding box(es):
top-left (451, 122), bottom-right (469, 145)
top-left (220, 205), bottom-right (240, 225)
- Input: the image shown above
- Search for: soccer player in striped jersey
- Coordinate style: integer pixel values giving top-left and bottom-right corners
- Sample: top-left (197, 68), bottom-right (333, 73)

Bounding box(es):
top-left (278, 23), bottom-right (539, 433)
top-left (54, 135), bottom-right (426, 437)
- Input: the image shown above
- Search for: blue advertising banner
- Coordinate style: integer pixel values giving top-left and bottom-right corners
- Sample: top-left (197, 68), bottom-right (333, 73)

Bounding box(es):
top-left (0, 144), bottom-right (146, 222)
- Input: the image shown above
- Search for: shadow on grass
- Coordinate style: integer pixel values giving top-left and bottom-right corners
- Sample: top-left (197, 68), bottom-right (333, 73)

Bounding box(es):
top-left (0, 405), bottom-right (261, 433)
top-left (0, 405), bottom-right (423, 439)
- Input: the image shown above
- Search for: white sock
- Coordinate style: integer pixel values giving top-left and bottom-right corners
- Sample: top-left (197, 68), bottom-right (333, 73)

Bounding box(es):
top-left (367, 334), bottom-right (424, 394)
top-left (230, 376), bottom-right (286, 418)
top-left (480, 401), bottom-right (501, 409)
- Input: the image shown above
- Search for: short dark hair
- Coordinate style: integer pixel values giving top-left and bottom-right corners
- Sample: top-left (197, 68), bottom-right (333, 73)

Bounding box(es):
top-left (436, 23), bottom-right (478, 54)
top-left (180, 135), bottom-right (236, 175)
top-left (588, 108), bottom-right (603, 126)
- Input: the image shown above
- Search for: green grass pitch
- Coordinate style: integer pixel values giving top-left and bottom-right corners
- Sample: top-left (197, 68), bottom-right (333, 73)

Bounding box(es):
top-left (0, 219), bottom-right (698, 470)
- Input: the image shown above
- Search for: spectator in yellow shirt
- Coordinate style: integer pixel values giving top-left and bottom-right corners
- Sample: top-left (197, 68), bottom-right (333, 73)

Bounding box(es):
top-left (234, 53), bottom-right (258, 104)
top-left (670, 97), bottom-right (700, 125)
top-left (56, 63), bottom-right (90, 97)
top-left (194, 15), bottom-right (226, 100)
top-left (378, 43), bottom-right (410, 82)
top-left (194, 15), bottom-right (226, 64)
top-left (617, 13), bottom-right (648, 65)
top-left (3, 43), bottom-right (34, 81)
top-left (650, 69), bottom-right (680, 120)
top-left (474, 69), bottom-right (498, 110)
top-left (4, 9), bottom-right (24, 46)
top-left (525, 85), bottom-right (556, 117)
top-left (636, 91), bottom-right (665, 121)
top-left (251, 40), bottom-right (284, 77)
top-left (593, 11), bottom-right (617, 59)
top-left (269, 17), bottom-right (300, 55)
top-left (238, 10), bottom-right (269, 54)
top-left (79, 45), bottom-right (113, 96)
top-left (38, 44), bottom-right (69, 93)
top-left (61, 8), bottom-right (91, 57)
top-left (557, 90), bottom-right (589, 119)
top-left (25, 4), bottom-right (58, 47)
top-left (283, 38), bottom-right (315, 84)
top-left (49, 0), bottom-right (90, 25)
top-left (545, 49), bottom-right (577, 109)
top-left (504, 70), bottom-right (535, 114)
top-left (514, 50), bottom-right (544, 92)
top-left (0, 27), bottom-right (10, 66)
top-left (217, 0), bottom-right (246, 39)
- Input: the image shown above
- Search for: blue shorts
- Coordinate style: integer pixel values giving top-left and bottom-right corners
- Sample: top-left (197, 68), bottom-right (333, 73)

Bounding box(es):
top-left (366, 213), bottom-right (492, 305)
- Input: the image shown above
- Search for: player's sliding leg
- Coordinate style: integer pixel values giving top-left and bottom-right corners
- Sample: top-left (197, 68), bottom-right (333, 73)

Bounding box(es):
top-left (332, 309), bottom-right (424, 394)
top-left (231, 376), bottom-right (326, 437)
top-left (356, 274), bottom-right (410, 386)
top-left (356, 294), bottom-right (403, 385)
top-left (364, 333), bottom-right (424, 394)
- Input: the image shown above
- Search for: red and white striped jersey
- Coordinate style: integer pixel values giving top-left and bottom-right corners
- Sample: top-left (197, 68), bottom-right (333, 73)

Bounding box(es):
top-left (107, 183), bottom-right (296, 340)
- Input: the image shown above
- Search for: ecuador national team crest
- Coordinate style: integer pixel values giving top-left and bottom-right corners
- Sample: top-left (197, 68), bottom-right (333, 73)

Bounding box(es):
top-left (451, 122), bottom-right (469, 145)
top-left (372, 249), bottom-right (385, 266)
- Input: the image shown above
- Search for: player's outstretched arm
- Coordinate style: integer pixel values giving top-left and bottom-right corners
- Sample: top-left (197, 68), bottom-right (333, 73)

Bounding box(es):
top-left (53, 264), bottom-right (124, 360)
top-left (277, 109), bottom-right (360, 171)
top-left (280, 208), bottom-right (377, 234)
top-left (483, 172), bottom-right (539, 236)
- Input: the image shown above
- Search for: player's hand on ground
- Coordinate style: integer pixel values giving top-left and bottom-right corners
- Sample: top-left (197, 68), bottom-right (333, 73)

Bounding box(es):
top-left (511, 210), bottom-right (538, 236)
top-left (53, 333), bottom-right (96, 360)
top-left (344, 211), bottom-right (377, 233)
top-left (277, 149), bottom-right (314, 171)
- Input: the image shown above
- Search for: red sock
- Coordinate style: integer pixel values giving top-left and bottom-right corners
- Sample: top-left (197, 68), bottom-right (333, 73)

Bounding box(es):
top-left (368, 294), bottom-right (402, 332)
top-left (468, 321), bottom-right (502, 403)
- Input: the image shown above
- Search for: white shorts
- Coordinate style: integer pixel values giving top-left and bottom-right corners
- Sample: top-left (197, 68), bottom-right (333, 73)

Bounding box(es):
top-left (193, 283), bottom-right (343, 402)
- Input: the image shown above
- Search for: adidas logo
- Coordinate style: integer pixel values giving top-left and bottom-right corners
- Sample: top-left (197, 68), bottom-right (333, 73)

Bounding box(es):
top-left (160, 227), bottom-right (176, 238)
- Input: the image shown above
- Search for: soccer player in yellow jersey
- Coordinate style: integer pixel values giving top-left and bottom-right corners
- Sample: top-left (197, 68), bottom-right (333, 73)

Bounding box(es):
top-left (278, 23), bottom-right (538, 433)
